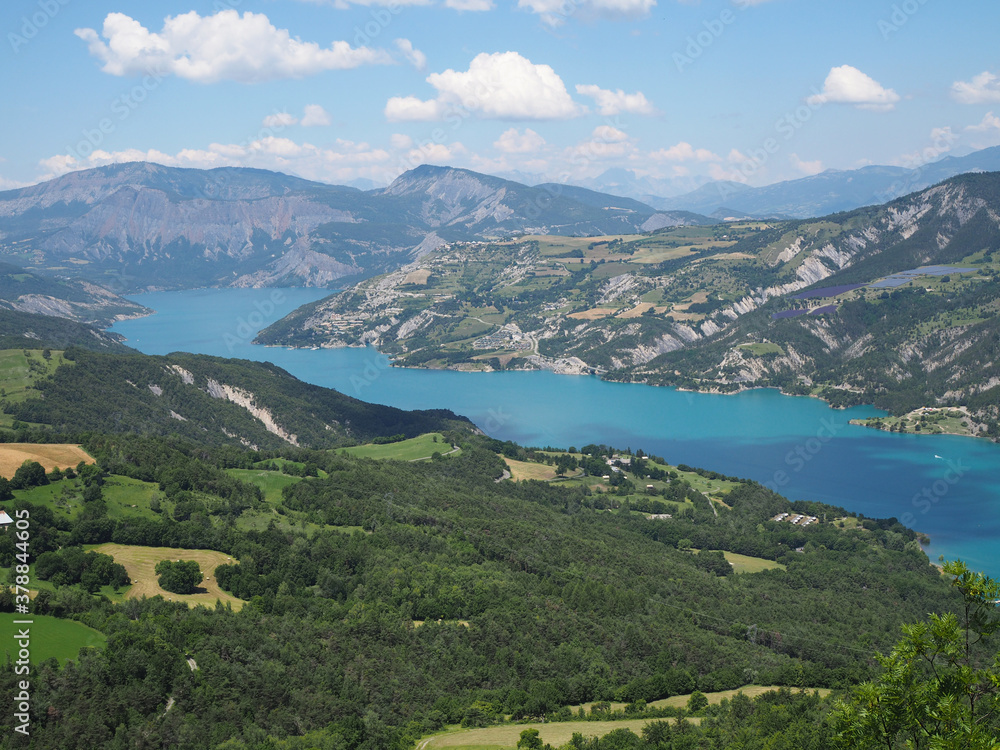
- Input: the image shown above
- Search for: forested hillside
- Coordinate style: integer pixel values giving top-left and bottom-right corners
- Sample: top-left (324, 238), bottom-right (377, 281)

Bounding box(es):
top-left (262, 173), bottom-right (1000, 434)
top-left (4, 348), bottom-right (469, 449)
top-left (0, 423), bottom-right (976, 749)
top-left (0, 309), bottom-right (131, 353)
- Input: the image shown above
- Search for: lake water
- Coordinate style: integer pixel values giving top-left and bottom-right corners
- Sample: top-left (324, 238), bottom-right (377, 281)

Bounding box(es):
top-left (111, 287), bottom-right (1000, 577)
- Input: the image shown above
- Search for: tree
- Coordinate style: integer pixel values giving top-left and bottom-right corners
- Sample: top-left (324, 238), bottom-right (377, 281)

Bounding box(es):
top-left (9, 460), bottom-right (48, 490)
top-left (155, 559), bottom-right (203, 595)
top-left (687, 690), bottom-right (709, 713)
top-left (517, 728), bottom-right (542, 749)
top-left (832, 560), bottom-right (1000, 749)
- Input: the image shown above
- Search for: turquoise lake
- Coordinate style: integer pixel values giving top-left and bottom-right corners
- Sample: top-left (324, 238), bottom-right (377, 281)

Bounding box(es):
top-left (112, 287), bottom-right (1000, 577)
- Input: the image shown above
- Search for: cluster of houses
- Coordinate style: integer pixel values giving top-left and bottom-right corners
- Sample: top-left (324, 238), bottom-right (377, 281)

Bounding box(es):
top-left (771, 512), bottom-right (819, 526)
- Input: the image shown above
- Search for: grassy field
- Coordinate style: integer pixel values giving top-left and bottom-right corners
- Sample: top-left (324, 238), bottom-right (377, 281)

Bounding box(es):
top-left (102, 476), bottom-right (162, 519)
top-left (89, 543), bottom-right (245, 610)
top-left (568, 685), bottom-right (831, 715)
top-left (0, 443), bottom-right (93, 478)
top-left (501, 457), bottom-right (584, 482)
top-left (341, 433), bottom-right (459, 462)
top-left (737, 342), bottom-right (785, 356)
top-left (12, 473), bottom-right (159, 521)
top-left (420, 718), bottom-right (680, 749)
top-left (691, 550), bottom-right (786, 574)
top-left (0, 613), bottom-right (106, 664)
top-left (0, 349), bottom-right (69, 425)
top-left (227, 468), bottom-right (303, 504)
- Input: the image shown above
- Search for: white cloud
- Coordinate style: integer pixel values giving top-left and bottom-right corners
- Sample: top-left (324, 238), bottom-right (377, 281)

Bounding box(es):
top-left (575, 85), bottom-right (656, 116)
top-left (952, 71), bottom-right (1000, 104)
top-left (263, 112), bottom-right (299, 128)
top-left (518, 0), bottom-right (655, 26)
top-left (75, 10), bottom-right (392, 84)
top-left (565, 126), bottom-right (636, 167)
top-left (37, 138), bottom-right (395, 185)
top-left (301, 104), bottom-right (332, 127)
top-left (967, 111), bottom-right (1000, 132)
top-left (494, 128), bottom-right (546, 154)
top-left (385, 96), bottom-right (445, 122)
top-left (444, 0), bottom-right (494, 10)
top-left (405, 141), bottom-right (467, 165)
top-left (891, 126), bottom-right (957, 169)
top-left (591, 125), bottom-right (629, 143)
top-left (385, 52), bottom-right (584, 122)
top-left (650, 142), bottom-right (720, 162)
top-left (806, 65), bottom-right (900, 111)
top-left (394, 39), bottom-right (427, 71)
top-left (790, 153), bottom-right (823, 176)
top-left (0, 175), bottom-right (30, 191)
top-left (390, 134), bottom-right (414, 150)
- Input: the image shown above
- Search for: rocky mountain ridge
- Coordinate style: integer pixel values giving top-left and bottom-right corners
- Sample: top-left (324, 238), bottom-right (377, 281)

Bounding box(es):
top-left (0, 162), bottom-right (712, 291)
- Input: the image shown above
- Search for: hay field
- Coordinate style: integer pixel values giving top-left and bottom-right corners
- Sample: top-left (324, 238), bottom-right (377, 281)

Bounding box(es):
top-left (91, 543), bottom-right (245, 610)
top-left (0, 444), bottom-right (93, 478)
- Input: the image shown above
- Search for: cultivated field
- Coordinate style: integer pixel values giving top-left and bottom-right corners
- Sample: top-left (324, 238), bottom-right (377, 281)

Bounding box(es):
top-left (342, 433), bottom-right (459, 462)
top-left (0, 443), bottom-right (92, 478)
top-left (567, 307), bottom-right (615, 320)
top-left (0, 613), bottom-right (106, 664)
top-left (501, 457), bottom-right (582, 482)
top-left (421, 718), bottom-right (680, 749)
top-left (403, 269), bottom-right (433, 285)
top-left (90, 543), bottom-right (245, 610)
top-left (719, 551), bottom-right (787, 574)
top-left (569, 685), bottom-right (831, 715)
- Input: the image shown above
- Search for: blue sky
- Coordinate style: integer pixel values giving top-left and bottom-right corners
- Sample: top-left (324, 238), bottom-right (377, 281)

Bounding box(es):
top-left (2, 0), bottom-right (999, 193)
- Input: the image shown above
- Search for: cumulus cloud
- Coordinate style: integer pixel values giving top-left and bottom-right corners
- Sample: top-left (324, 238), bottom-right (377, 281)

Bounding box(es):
top-left (37, 138), bottom-right (394, 185)
top-left (649, 142), bottom-right (719, 162)
top-left (444, 0), bottom-right (495, 10)
top-left (263, 112), bottom-right (299, 128)
top-left (394, 39), bottom-right (427, 71)
top-left (952, 71), bottom-right (1000, 104)
top-left (301, 104), bottom-right (332, 126)
top-left (518, 0), bottom-right (655, 26)
top-left (385, 52), bottom-right (583, 122)
top-left (967, 111), bottom-right (1000, 132)
top-left (75, 10), bottom-right (392, 84)
top-left (390, 133), bottom-right (414, 150)
top-left (565, 125), bottom-right (636, 166)
top-left (575, 85), bottom-right (656, 116)
top-left (806, 65), bottom-right (900, 111)
top-left (790, 153), bottom-right (823, 176)
top-left (494, 128), bottom-right (546, 154)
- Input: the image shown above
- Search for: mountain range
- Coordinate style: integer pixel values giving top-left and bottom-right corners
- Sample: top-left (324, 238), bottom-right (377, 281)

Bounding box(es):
top-left (599, 146), bottom-right (1000, 219)
top-left (0, 163), bottom-right (706, 292)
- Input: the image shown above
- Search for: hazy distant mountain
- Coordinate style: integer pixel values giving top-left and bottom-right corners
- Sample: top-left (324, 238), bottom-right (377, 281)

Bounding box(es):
top-left (577, 168), bottom-right (714, 203)
top-left (0, 262), bottom-right (148, 327)
top-left (655, 146), bottom-right (1000, 219)
top-left (0, 163), bottom-right (713, 291)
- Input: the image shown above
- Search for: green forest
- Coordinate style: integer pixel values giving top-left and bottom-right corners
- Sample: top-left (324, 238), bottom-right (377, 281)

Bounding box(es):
top-left (0, 339), bottom-right (997, 749)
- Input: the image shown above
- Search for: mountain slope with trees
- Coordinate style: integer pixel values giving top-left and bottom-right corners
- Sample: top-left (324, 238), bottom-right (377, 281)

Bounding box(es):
top-left (262, 172), bottom-right (1000, 433)
top-left (4, 348), bottom-right (469, 449)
